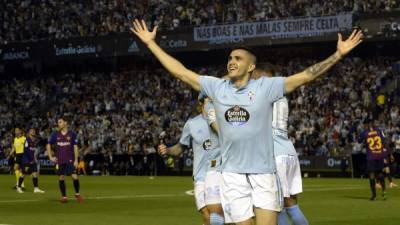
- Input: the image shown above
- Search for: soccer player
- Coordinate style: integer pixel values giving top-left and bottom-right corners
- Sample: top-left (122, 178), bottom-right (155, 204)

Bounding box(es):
top-left (131, 19), bottom-right (363, 224)
top-left (359, 120), bottom-right (387, 200)
top-left (17, 128), bottom-right (45, 193)
top-left (9, 127), bottom-right (26, 190)
top-left (383, 152), bottom-right (397, 188)
top-left (158, 95), bottom-right (224, 225)
top-left (252, 66), bottom-right (308, 225)
top-left (46, 117), bottom-right (83, 203)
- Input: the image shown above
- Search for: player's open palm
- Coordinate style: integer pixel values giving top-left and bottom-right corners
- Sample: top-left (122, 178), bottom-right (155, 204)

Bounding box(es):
top-left (130, 19), bottom-right (158, 45)
top-left (337, 29), bottom-right (363, 57)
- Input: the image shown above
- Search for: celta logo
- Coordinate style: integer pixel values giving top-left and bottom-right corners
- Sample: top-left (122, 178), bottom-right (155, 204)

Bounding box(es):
top-left (202, 139), bottom-right (212, 151)
top-left (390, 22), bottom-right (400, 31)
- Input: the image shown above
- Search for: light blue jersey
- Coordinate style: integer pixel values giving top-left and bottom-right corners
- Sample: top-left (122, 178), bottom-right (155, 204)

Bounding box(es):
top-left (180, 114), bottom-right (221, 182)
top-left (204, 101), bottom-right (221, 172)
top-left (272, 97), bottom-right (297, 156)
top-left (199, 76), bottom-right (285, 173)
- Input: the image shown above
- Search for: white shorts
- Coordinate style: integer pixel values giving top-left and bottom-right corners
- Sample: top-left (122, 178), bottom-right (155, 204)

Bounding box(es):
top-left (220, 172), bottom-right (282, 223)
top-left (194, 181), bottom-right (206, 211)
top-left (205, 170), bottom-right (222, 205)
top-left (275, 155), bottom-right (303, 198)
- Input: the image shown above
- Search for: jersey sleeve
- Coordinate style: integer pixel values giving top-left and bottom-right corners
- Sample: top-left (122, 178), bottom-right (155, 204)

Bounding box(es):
top-left (199, 76), bottom-right (221, 100)
top-left (71, 132), bottom-right (78, 145)
top-left (261, 77), bottom-right (286, 102)
top-left (179, 121), bottom-right (191, 146)
top-left (48, 132), bottom-right (57, 144)
top-left (204, 101), bottom-right (216, 125)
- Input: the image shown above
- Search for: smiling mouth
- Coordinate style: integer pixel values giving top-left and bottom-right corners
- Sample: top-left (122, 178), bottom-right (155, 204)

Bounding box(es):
top-left (229, 67), bottom-right (238, 72)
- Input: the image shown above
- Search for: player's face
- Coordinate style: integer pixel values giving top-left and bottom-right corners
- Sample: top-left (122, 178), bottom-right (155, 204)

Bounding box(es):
top-left (15, 128), bottom-right (21, 136)
top-left (57, 119), bottom-right (67, 130)
top-left (226, 49), bottom-right (255, 80)
top-left (29, 128), bottom-right (36, 137)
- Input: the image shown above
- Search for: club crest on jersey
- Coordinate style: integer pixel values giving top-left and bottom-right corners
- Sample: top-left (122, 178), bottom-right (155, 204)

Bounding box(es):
top-left (248, 91), bottom-right (255, 101)
top-left (203, 139), bottom-right (212, 151)
top-left (225, 105), bottom-right (250, 126)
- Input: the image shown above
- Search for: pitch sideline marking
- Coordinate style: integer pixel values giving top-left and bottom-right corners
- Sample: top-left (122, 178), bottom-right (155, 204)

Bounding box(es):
top-left (0, 186), bottom-right (366, 204)
top-left (0, 193), bottom-right (187, 204)
top-left (185, 190), bottom-right (194, 196)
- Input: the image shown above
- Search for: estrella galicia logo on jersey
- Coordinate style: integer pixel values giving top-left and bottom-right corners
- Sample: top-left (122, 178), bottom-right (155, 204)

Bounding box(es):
top-left (203, 139), bottom-right (212, 151)
top-left (225, 105), bottom-right (250, 125)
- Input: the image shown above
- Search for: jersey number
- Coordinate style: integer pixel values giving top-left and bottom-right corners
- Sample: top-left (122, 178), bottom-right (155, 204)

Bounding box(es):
top-left (367, 136), bottom-right (382, 151)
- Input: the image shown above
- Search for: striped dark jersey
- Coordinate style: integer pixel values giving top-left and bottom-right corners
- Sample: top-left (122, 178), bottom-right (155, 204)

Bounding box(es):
top-left (359, 128), bottom-right (385, 160)
top-left (23, 137), bottom-right (39, 164)
top-left (48, 131), bottom-right (78, 164)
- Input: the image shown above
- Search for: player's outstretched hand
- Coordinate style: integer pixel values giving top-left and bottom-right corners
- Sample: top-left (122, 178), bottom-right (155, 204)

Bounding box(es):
top-left (337, 29), bottom-right (363, 57)
top-left (130, 19), bottom-right (158, 45)
top-left (157, 144), bottom-right (168, 156)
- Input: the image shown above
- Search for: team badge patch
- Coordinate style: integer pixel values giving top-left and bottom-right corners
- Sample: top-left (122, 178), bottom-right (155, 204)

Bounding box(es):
top-left (203, 139), bottom-right (212, 151)
top-left (248, 91), bottom-right (255, 101)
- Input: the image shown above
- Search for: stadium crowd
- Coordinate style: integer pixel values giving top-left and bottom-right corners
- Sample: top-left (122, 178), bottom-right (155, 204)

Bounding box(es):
top-left (1, 56), bottom-right (399, 165)
top-left (1, 0), bottom-right (399, 44)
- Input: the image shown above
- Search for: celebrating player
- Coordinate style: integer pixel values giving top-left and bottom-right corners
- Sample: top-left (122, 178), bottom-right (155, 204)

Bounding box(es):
top-left (46, 117), bottom-right (83, 203)
top-left (252, 66), bottom-right (308, 225)
top-left (131, 19), bottom-right (363, 225)
top-left (158, 95), bottom-right (223, 225)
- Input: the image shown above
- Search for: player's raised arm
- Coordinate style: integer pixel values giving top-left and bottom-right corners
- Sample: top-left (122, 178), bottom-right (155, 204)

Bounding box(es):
top-left (130, 19), bottom-right (200, 91)
top-left (284, 29), bottom-right (363, 93)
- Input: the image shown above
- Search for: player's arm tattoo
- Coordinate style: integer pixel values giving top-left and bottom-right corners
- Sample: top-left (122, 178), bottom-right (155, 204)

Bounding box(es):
top-left (304, 51), bottom-right (342, 80)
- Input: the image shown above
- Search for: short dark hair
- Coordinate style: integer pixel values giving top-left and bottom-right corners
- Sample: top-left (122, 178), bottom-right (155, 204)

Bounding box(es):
top-left (231, 46), bottom-right (257, 64)
top-left (57, 115), bottom-right (68, 122)
top-left (257, 62), bottom-right (278, 76)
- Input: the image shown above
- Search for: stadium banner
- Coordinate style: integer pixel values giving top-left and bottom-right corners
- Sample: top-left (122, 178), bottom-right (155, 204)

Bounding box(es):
top-left (194, 13), bottom-right (353, 42)
top-left (0, 43), bottom-right (36, 61)
top-left (5, 12), bottom-right (400, 63)
top-left (357, 11), bottom-right (400, 38)
top-left (298, 156), bottom-right (350, 171)
top-left (50, 36), bottom-right (114, 59)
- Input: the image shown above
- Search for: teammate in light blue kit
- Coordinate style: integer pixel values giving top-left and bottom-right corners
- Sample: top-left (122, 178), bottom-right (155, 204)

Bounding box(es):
top-left (253, 66), bottom-right (308, 225)
top-left (132, 19), bottom-right (363, 225)
top-left (158, 95), bottom-right (224, 225)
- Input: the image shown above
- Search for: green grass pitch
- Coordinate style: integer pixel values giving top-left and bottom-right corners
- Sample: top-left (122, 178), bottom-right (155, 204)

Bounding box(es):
top-left (0, 175), bottom-right (399, 225)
